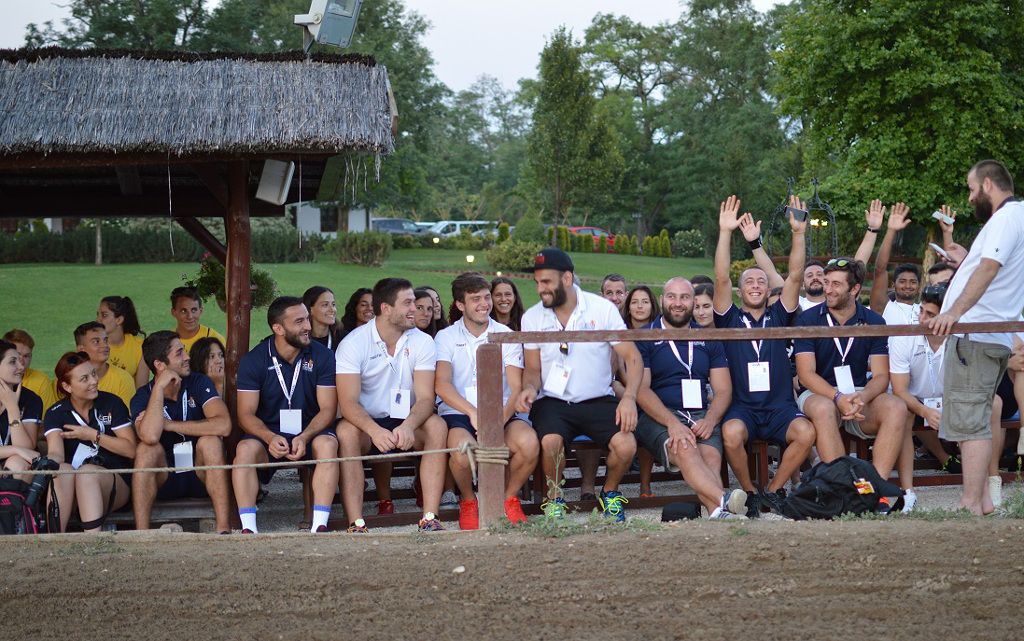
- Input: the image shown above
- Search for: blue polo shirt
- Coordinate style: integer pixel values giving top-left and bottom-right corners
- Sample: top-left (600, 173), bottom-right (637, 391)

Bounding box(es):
top-left (236, 338), bottom-right (336, 434)
top-left (1, 387), bottom-right (43, 446)
top-left (43, 391), bottom-right (132, 469)
top-left (130, 373), bottom-right (220, 457)
top-left (793, 302), bottom-right (887, 388)
top-left (638, 317), bottom-right (727, 412)
top-left (714, 299), bottom-right (799, 408)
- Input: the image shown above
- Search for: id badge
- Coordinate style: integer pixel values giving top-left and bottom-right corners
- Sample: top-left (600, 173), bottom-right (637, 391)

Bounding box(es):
top-left (173, 441), bottom-right (194, 470)
top-left (834, 365), bottom-right (856, 395)
top-left (681, 379), bottom-right (703, 409)
top-left (543, 363), bottom-right (572, 397)
top-left (279, 409), bottom-right (303, 435)
top-left (390, 388), bottom-right (411, 419)
top-left (71, 442), bottom-right (97, 470)
top-left (922, 397), bottom-right (942, 427)
top-left (464, 385), bottom-right (478, 408)
top-left (747, 362), bottom-right (770, 392)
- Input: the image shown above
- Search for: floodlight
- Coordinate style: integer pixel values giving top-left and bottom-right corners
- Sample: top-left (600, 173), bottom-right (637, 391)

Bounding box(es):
top-left (295, 0), bottom-right (363, 53)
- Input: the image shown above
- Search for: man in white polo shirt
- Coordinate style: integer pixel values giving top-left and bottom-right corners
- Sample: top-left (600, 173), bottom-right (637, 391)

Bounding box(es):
top-left (930, 159), bottom-right (1024, 515)
top-left (435, 272), bottom-right (538, 529)
top-left (516, 249), bottom-right (643, 522)
top-left (336, 277), bottom-right (448, 532)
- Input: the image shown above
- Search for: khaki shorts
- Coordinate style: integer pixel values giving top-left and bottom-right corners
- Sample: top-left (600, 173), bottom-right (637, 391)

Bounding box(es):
top-left (797, 387), bottom-right (871, 440)
top-left (940, 336), bottom-right (1010, 441)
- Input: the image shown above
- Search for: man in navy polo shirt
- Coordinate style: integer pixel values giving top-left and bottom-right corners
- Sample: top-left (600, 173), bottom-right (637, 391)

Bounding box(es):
top-left (714, 195), bottom-right (817, 516)
top-left (794, 258), bottom-right (908, 497)
top-left (131, 331), bottom-right (231, 532)
top-left (635, 276), bottom-right (747, 519)
top-left (234, 296), bottom-right (339, 533)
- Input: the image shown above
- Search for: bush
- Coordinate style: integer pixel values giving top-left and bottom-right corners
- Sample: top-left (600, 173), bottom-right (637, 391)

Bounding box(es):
top-left (486, 240), bottom-right (544, 273)
top-left (391, 234), bottom-right (420, 249)
top-left (598, 235), bottom-right (608, 253)
top-left (514, 212), bottom-right (546, 243)
top-left (730, 258), bottom-right (757, 284)
top-left (659, 229), bottom-right (672, 257)
top-left (641, 236), bottom-right (655, 256)
top-left (497, 222), bottom-right (510, 244)
top-left (673, 229), bottom-right (705, 258)
top-left (546, 225), bottom-right (556, 245)
top-left (331, 230), bottom-right (392, 267)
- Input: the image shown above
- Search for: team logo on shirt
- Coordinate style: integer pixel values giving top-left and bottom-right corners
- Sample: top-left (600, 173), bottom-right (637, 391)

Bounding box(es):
top-left (302, 358), bottom-right (315, 372)
top-left (97, 413), bottom-right (112, 427)
top-left (187, 397), bottom-right (197, 408)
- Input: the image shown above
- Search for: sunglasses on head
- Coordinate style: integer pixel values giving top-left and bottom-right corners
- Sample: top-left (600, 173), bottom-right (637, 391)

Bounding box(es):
top-left (827, 258), bottom-right (852, 267)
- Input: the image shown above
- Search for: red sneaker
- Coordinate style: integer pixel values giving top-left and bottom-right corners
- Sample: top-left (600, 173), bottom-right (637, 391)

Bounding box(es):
top-left (377, 499), bottom-right (394, 515)
top-left (504, 496), bottom-right (528, 525)
top-left (458, 499), bottom-right (479, 530)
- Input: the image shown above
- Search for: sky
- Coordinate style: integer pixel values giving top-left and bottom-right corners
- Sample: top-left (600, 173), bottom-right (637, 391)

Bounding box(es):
top-left (1, 0), bottom-right (782, 91)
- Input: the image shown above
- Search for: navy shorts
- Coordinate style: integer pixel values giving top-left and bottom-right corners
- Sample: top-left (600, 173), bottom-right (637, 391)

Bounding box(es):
top-left (442, 413), bottom-right (529, 438)
top-left (157, 470), bottom-right (209, 500)
top-left (529, 395), bottom-right (623, 448)
top-left (240, 428), bottom-right (338, 483)
top-left (722, 404), bottom-right (804, 446)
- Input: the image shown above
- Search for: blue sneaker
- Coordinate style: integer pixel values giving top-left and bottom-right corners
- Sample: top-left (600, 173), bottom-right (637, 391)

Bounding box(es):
top-left (598, 490), bottom-right (628, 523)
top-left (540, 497), bottom-right (568, 519)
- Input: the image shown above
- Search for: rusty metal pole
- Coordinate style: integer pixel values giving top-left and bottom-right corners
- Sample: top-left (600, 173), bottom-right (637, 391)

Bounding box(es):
top-left (476, 343), bottom-right (505, 527)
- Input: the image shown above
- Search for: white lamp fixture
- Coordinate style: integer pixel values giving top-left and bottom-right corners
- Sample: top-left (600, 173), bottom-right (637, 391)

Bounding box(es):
top-left (295, 0), bottom-right (363, 53)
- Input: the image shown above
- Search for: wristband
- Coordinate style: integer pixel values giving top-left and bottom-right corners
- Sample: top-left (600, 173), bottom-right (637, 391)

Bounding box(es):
top-left (866, 226), bottom-right (880, 234)
top-left (747, 237), bottom-right (762, 250)
top-left (833, 391), bottom-right (843, 405)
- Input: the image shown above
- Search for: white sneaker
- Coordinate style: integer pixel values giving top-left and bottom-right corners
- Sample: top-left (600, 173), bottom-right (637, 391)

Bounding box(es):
top-left (724, 489), bottom-right (748, 516)
top-left (901, 490), bottom-right (917, 514)
top-left (708, 507), bottom-right (747, 520)
top-left (440, 490), bottom-right (459, 507)
top-left (989, 476), bottom-right (1003, 508)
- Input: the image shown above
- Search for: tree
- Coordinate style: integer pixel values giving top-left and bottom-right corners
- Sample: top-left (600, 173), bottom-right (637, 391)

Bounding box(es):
top-left (774, 0), bottom-right (1024, 244)
top-left (26, 0), bottom-right (207, 49)
top-left (522, 28), bottom-right (624, 225)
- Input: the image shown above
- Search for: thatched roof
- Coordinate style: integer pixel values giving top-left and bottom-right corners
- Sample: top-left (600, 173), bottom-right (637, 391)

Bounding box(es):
top-left (0, 48), bottom-right (395, 157)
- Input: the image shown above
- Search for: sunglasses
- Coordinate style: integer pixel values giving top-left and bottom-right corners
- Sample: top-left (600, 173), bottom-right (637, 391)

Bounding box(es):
top-left (559, 342), bottom-right (569, 356)
top-left (827, 258), bottom-right (852, 267)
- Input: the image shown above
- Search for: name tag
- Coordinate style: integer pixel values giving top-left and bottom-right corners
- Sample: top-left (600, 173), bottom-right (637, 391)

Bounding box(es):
top-left (464, 385), bottom-right (478, 408)
top-left (279, 409), bottom-right (303, 435)
top-left (390, 388), bottom-right (411, 419)
top-left (747, 362), bottom-right (770, 392)
top-left (681, 379), bottom-right (703, 409)
top-left (173, 441), bottom-right (194, 470)
top-left (922, 397), bottom-right (942, 427)
top-left (71, 442), bottom-right (98, 469)
top-left (834, 365), bottom-right (856, 395)
top-left (544, 363), bottom-right (572, 397)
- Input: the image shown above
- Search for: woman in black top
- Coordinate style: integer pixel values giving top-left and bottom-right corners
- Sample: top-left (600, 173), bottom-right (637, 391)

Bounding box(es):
top-left (0, 340), bottom-right (42, 476)
top-left (339, 287), bottom-right (374, 338)
top-left (303, 285), bottom-right (344, 350)
top-left (44, 351), bottom-right (136, 532)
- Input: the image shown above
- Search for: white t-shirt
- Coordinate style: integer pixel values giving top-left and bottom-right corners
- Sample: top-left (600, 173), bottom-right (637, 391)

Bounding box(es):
top-left (521, 285), bottom-right (625, 403)
top-left (883, 300), bottom-right (920, 327)
top-left (799, 296), bottom-right (823, 311)
top-left (335, 320), bottom-right (436, 418)
top-left (434, 317), bottom-right (523, 415)
top-left (942, 199), bottom-right (1024, 348)
top-left (889, 334), bottom-right (945, 399)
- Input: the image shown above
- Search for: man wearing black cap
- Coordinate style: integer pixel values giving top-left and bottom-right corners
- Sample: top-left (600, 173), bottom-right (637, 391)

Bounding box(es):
top-left (516, 248), bottom-right (643, 522)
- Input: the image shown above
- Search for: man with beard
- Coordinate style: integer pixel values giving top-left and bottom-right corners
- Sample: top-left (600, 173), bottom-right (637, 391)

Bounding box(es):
top-left (234, 297), bottom-right (339, 533)
top-left (795, 259), bottom-right (909, 511)
top-left (434, 273), bottom-right (537, 529)
top-left (929, 159), bottom-right (1024, 515)
top-left (714, 195), bottom-right (817, 517)
top-left (336, 278), bottom-right (448, 532)
top-left (634, 277), bottom-right (747, 518)
top-left (866, 201), bottom-right (922, 330)
top-left (517, 249), bottom-right (642, 522)
top-left (131, 331), bottom-right (231, 531)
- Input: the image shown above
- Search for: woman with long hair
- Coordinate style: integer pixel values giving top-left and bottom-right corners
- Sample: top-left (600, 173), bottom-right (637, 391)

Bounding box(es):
top-left (44, 351), bottom-right (136, 532)
top-left (420, 286), bottom-right (449, 332)
top-left (414, 288), bottom-right (441, 338)
top-left (0, 340), bottom-right (42, 476)
top-left (490, 277), bottom-right (524, 331)
top-left (97, 295), bottom-right (149, 387)
top-left (189, 337), bottom-right (227, 398)
top-left (303, 285), bottom-right (344, 350)
top-left (692, 283), bottom-right (715, 328)
top-left (623, 285), bottom-right (659, 329)
top-left (339, 287), bottom-right (374, 338)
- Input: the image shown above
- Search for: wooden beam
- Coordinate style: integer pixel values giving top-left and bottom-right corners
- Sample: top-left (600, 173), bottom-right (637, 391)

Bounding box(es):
top-left (0, 189), bottom-right (286, 218)
top-left (114, 166), bottom-right (142, 195)
top-left (476, 343), bottom-right (506, 528)
top-left (223, 161), bottom-right (252, 427)
top-left (174, 216), bottom-right (227, 265)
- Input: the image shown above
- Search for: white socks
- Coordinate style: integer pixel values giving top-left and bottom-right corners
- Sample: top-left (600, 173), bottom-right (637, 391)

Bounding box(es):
top-left (311, 505), bottom-right (331, 532)
top-left (239, 508), bottom-right (258, 533)
top-left (989, 476), bottom-right (1003, 508)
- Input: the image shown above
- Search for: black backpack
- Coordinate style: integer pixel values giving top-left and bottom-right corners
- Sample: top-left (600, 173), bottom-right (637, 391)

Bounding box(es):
top-left (0, 457), bottom-right (59, 535)
top-left (781, 456), bottom-right (903, 520)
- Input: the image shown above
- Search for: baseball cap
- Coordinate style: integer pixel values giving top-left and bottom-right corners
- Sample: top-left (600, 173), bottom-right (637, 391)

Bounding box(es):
top-left (530, 248), bottom-right (574, 272)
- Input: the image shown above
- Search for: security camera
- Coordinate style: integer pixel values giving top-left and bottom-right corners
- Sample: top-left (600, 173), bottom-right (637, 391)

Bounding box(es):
top-left (294, 0), bottom-right (363, 53)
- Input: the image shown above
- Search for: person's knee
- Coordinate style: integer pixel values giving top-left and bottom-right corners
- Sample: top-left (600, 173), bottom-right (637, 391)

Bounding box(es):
top-left (423, 415), bottom-right (448, 443)
top-left (540, 433), bottom-right (564, 452)
top-left (311, 435), bottom-right (339, 457)
top-left (195, 436), bottom-right (225, 462)
top-left (787, 419), bottom-right (816, 446)
top-left (722, 421), bottom-right (748, 448)
top-left (509, 426), bottom-right (539, 459)
top-left (608, 432), bottom-right (637, 457)
top-left (232, 439), bottom-right (263, 464)
top-left (802, 395), bottom-right (835, 422)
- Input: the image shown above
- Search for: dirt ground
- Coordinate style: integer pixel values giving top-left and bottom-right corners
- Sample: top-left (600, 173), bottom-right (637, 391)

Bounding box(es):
top-left (2, 519), bottom-right (1022, 641)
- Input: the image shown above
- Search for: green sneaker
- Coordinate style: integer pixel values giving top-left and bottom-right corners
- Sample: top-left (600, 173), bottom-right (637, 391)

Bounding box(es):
top-left (540, 497), bottom-right (568, 519)
top-left (598, 490), bottom-right (628, 523)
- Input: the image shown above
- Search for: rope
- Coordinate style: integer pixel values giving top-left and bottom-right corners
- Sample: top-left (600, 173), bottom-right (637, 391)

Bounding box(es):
top-left (16, 442), bottom-right (509, 477)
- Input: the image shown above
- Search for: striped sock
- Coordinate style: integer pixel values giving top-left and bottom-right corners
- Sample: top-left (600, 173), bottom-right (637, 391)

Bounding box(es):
top-left (311, 505), bottom-right (331, 532)
top-left (239, 507), bottom-right (257, 533)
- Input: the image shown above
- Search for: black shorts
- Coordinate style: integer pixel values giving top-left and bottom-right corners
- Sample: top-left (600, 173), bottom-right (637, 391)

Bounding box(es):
top-left (157, 470), bottom-right (209, 500)
top-left (441, 413), bottom-right (526, 439)
top-left (240, 429), bottom-right (338, 483)
top-left (367, 417), bottom-right (406, 456)
top-left (529, 395), bottom-right (623, 447)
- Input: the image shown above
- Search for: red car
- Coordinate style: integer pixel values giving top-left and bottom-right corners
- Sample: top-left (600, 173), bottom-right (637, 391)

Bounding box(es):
top-left (566, 226), bottom-right (616, 251)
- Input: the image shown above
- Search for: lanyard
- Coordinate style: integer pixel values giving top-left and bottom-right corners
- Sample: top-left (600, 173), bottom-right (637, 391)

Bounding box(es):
top-left (924, 340), bottom-right (943, 397)
top-left (825, 314), bottom-right (855, 365)
top-left (378, 333), bottom-right (409, 387)
top-left (661, 318), bottom-right (694, 378)
top-left (160, 387), bottom-right (189, 422)
top-left (740, 314), bottom-right (767, 362)
top-left (71, 408), bottom-right (102, 451)
top-left (461, 319), bottom-right (487, 383)
top-left (269, 343), bottom-right (302, 409)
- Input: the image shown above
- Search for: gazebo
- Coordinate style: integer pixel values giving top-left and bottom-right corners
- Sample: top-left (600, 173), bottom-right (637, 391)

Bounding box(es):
top-left (0, 47), bottom-right (397, 412)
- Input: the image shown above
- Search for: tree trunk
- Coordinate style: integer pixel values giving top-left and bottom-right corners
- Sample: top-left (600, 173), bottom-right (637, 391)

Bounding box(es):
top-left (94, 220), bottom-right (102, 266)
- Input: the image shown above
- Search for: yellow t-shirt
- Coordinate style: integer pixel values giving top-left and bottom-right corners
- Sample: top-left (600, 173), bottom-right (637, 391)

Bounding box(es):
top-left (179, 325), bottom-right (226, 354)
top-left (22, 367), bottom-right (58, 411)
top-left (99, 364), bottom-right (137, 408)
top-left (108, 333), bottom-right (144, 378)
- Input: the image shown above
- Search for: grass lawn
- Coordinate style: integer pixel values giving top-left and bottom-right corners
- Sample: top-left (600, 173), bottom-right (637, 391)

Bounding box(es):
top-left (0, 249), bottom-right (712, 372)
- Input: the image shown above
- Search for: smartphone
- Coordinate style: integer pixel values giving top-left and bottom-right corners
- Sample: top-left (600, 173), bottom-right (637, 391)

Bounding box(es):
top-left (929, 242), bottom-right (950, 259)
top-left (932, 210), bottom-right (955, 225)
top-left (786, 206), bottom-right (808, 222)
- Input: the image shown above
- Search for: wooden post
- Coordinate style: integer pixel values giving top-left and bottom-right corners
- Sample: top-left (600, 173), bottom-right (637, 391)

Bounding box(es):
top-left (94, 219), bottom-right (102, 266)
top-left (476, 343), bottom-right (505, 527)
top-left (224, 162), bottom-right (252, 421)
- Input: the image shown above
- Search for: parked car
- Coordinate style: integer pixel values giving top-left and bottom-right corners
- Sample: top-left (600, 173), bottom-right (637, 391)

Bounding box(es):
top-left (371, 218), bottom-right (425, 235)
top-left (566, 226), bottom-right (616, 250)
top-left (427, 220), bottom-right (498, 238)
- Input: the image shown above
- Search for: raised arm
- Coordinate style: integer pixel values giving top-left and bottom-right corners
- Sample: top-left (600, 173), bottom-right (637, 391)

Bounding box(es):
top-left (869, 201), bottom-right (911, 313)
top-left (854, 200), bottom-right (885, 266)
top-left (739, 213), bottom-right (785, 289)
top-left (781, 195), bottom-right (808, 311)
top-left (714, 195), bottom-right (742, 314)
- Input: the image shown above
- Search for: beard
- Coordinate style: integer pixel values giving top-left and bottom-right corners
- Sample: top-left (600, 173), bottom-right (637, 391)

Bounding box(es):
top-left (805, 284), bottom-right (824, 297)
top-left (543, 281), bottom-right (568, 309)
top-left (284, 328), bottom-right (310, 350)
top-left (974, 192), bottom-right (994, 221)
top-left (663, 307), bottom-right (694, 328)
